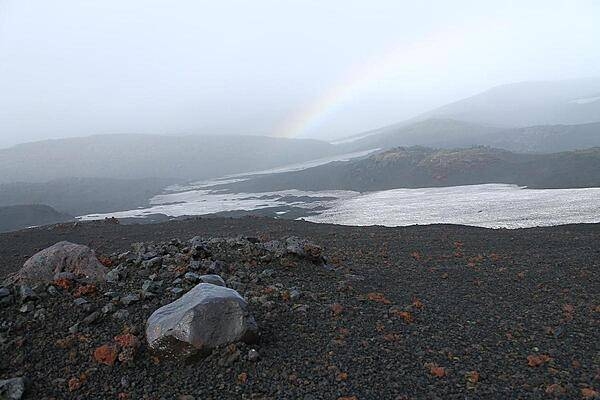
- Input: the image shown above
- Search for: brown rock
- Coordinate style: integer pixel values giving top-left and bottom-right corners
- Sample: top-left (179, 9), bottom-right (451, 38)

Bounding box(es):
top-left (68, 377), bottom-right (82, 392)
top-left (93, 344), bottom-right (119, 366)
top-left (527, 354), bottom-right (552, 367)
top-left (331, 303), bottom-right (344, 316)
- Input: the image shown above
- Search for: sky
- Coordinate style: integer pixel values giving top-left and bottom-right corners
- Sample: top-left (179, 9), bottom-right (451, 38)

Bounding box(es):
top-left (0, 0), bottom-right (599, 148)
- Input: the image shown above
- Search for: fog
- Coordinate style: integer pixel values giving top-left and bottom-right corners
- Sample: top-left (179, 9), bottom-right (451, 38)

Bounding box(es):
top-left (1, 0), bottom-right (599, 148)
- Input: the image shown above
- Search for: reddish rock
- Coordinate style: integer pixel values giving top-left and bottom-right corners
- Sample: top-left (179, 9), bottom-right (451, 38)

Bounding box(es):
top-left (54, 278), bottom-right (73, 290)
top-left (527, 354), bottom-right (552, 367)
top-left (114, 334), bottom-right (140, 349)
top-left (68, 377), bottom-right (82, 392)
top-left (237, 372), bottom-right (248, 384)
top-left (93, 344), bottom-right (119, 366)
top-left (73, 284), bottom-right (96, 298)
top-left (465, 371), bottom-right (480, 384)
top-left (425, 363), bottom-right (447, 378)
top-left (366, 292), bottom-right (391, 304)
top-left (582, 388), bottom-right (599, 399)
top-left (545, 384), bottom-right (566, 396)
top-left (331, 303), bottom-right (344, 316)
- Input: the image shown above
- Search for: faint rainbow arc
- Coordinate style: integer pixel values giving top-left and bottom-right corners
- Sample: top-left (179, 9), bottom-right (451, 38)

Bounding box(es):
top-left (275, 25), bottom-right (484, 139)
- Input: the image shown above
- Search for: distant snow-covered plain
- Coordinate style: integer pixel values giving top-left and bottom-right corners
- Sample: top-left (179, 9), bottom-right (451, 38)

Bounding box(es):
top-left (81, 183), bottom-right (600, 229)
top-left (79, 149), bottom-right (600, 229)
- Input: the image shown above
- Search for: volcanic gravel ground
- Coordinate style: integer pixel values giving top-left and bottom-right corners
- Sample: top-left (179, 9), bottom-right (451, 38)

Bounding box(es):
top-left (1, 217), bottom-right (599, 399)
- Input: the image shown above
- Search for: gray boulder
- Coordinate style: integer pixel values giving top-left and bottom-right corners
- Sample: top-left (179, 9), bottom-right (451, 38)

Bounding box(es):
top-left (0, 377), bottom-right (25, 400)
top-left (146, 283), bottom-right (258, 358)
top-left (4, 241), bottom-right (107, 285)
top-left (199, 274), bottom-right (226, 286)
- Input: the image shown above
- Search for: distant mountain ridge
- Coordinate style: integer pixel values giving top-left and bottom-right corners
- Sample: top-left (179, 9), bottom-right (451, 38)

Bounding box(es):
top-left (342, 119), bottom-right (600, 154)
top-left (337, 77), bottom-right (600, 152)
top-left (418, 77), bottom-right (600, 127)
top-left (0, 134), bottom-right (339, 184)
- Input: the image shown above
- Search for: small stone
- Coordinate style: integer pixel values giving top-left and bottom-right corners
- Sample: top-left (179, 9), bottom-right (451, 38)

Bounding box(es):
top-left (0, 377), bottom-right (26, 400)
top-left (106, 269), bottom-right (121, 283)
top-left (46, 285), bottom-right (58, 295)
top-left (171, 287), bottom-right (184, 295)
top-left (289, 288), bottom-right (301, 300)
top-left (142, 257), bottom-right (162, 269)
top-left (19, 303), bottom-right (34, 313)
top-left (19, 285), bottom-right (36, 302)
top-left (121, 294), bottom-right (140, 306)
top-left (33, 308), bottom-right (46, 320)
top-left (293, 304), bottom-right (309, 313)
top-left (142, 280), bottom-right (161, 293)
top-left (259, 269), bottom-right (275, 278)
top-left (102, 303), bottom-right (116, 314)
top-left (112, 309), bottom-right (130, 320)
top-left (68, 323), bottom-right (79, 334)
top-left (184, 272), bottom-right (201, 283)
top-left (248, 349), bottom-right (260, 362)
top-left (0, 287), bottom-right (10, 298)
top-left (199, 274), bottom-right (226, 287)
top-left (120, 377), bottom-right (129, 388)
top-left (68, 377), bottom-right (82, 392)
top-left (74, 297), bottom-right (89, 306)
top-left (207, 260), bottom-right (224, 274)
top-left (227, 280), bottom-right (244, 291)
top-left (93, 344), bottom-right (119, 366)
top-left (82, 311), bottom-right (101, 325)
top-left (114, 333), bottom-right (141, 349)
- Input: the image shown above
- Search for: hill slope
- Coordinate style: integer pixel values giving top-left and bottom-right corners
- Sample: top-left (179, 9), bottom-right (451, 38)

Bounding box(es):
top-left (0, 177), bottom-right (174, 216)
top-left (0, 218), bottom-right (598, 398)
top-left (419, 77), bottom-right (600, 127)
top-left (0, 134), bottom-right (339, 184)
top-left (342, 119), bottom-right (600, 154)
top-left (0, 204), bottom-right (73, 233)
top-left (221, 146), bottom-right (600, 192)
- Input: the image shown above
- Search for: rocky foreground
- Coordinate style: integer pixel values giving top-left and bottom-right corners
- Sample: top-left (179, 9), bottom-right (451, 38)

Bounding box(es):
top-left (0, 218), bottom-right (599, 399)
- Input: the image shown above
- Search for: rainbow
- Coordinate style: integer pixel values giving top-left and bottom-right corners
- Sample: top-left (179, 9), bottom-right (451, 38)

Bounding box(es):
top-left (275, 20), bottom-right (498, 139)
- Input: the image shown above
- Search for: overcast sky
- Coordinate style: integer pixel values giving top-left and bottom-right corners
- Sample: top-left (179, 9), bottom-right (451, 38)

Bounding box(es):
top-left (0, 0), bottom-right (599, 148)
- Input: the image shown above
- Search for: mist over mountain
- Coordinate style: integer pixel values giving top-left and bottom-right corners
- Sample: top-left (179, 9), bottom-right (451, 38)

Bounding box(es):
top-left (342, 119), bottom-right (600, 154)
top-left (0, 177), bottom-right (173, 216)
top-left (0, 134), bottom-right (338, 184)
top-left (0, 78), bottom-right (598, 231)
top-left (340, 119), bottom-right (501, 151)
top-left (417, 77), bottom-right (600, 128)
